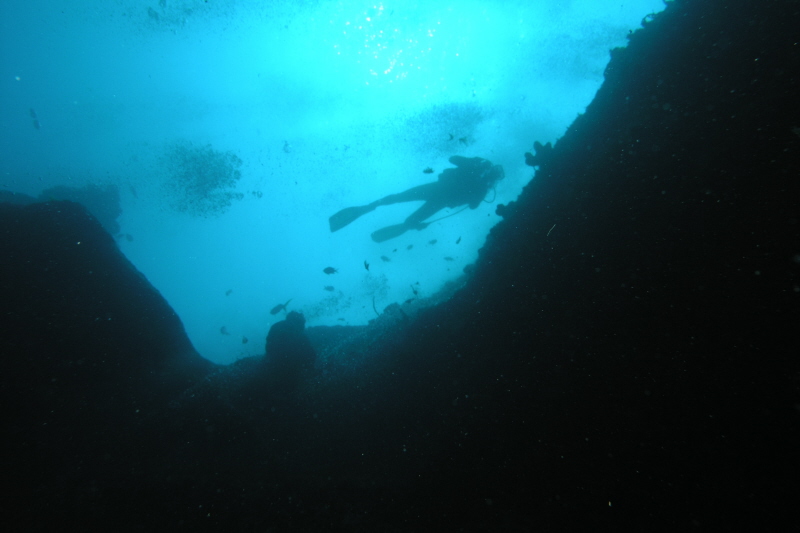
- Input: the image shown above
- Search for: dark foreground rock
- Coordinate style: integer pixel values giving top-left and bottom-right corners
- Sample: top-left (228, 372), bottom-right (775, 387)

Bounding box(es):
top-left (0, 182), bottom-right (123, 234)
top-left (2, 0), bottom-right (798, 530)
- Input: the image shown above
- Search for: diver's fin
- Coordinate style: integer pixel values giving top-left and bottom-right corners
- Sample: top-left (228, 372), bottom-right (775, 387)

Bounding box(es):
top-left (371, 223), bottom-right (411, 243)
top-left (329, 205), bottom-right (374, 232)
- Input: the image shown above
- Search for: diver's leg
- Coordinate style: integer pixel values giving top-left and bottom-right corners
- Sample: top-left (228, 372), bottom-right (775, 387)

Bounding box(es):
top-left (369, 183), bottom-right (439, 208)
top-left (371, 202), bottom-right (443, 242)
top-left (403, 201), bottom-right (444, 228)
top-left (332, 184), bottom-right (440, 233)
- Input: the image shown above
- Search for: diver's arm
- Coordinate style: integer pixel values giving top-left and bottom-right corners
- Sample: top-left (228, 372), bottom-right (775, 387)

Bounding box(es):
top-left (468, 187), bottom-right (487, 209)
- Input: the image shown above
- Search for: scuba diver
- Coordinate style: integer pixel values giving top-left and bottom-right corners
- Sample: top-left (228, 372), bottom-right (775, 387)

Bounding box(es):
top-left (329, 155), bottom-right (505, 242)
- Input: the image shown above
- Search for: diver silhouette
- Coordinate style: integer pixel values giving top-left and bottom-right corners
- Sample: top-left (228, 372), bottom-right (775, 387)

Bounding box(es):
top-left (329, 156), bottom-right (505, 242)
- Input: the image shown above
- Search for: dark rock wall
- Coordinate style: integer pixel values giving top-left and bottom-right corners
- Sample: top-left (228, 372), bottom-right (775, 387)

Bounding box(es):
top-left (1, 0), bottom-right (798, 530)
top-left (389, 0), bottom-right (800, 526)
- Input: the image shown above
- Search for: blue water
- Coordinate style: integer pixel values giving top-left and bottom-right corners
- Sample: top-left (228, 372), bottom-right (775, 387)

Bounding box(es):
top-left (0, 0), bottom-right (665, 364)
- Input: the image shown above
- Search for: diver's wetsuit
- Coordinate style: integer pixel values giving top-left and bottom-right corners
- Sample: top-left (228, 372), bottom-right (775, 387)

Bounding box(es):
top-left (328, 156), bottom-right (504, 242)
top-left (373, 156), bottom-right (494, 214)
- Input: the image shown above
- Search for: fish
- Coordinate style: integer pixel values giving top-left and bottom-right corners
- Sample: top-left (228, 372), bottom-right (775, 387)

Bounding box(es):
top-left (410, 285), bottom-right (418, 296)
top-left (225, 289), bottom-right (233, 296)
top-left (220, 326), bottom-right (230, 335)
top-left (444, 257), bottom-right (455, 261)
top-left (270, 298), bottom-right (292, 315)
top-left (324, 286), bottom-right (335, 292)
top-left (407, 244), bottom-right (414, 250)
top-left (364, 260), bottom-right (370, 271)
top-left (323, 267), bottom-right (338, 274)
top-left (456, 237), bottom-right (461, 244)
top-left (242, 336), bottom-right (248, 344)
top-left (459, 136), bottom-right (468, 145)
top-left (428, 239), bottom-right (437, 245)
top-left (423, 167), bottom-right (434, 174)
top-left (380, 255), bottom-right (391, 262)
